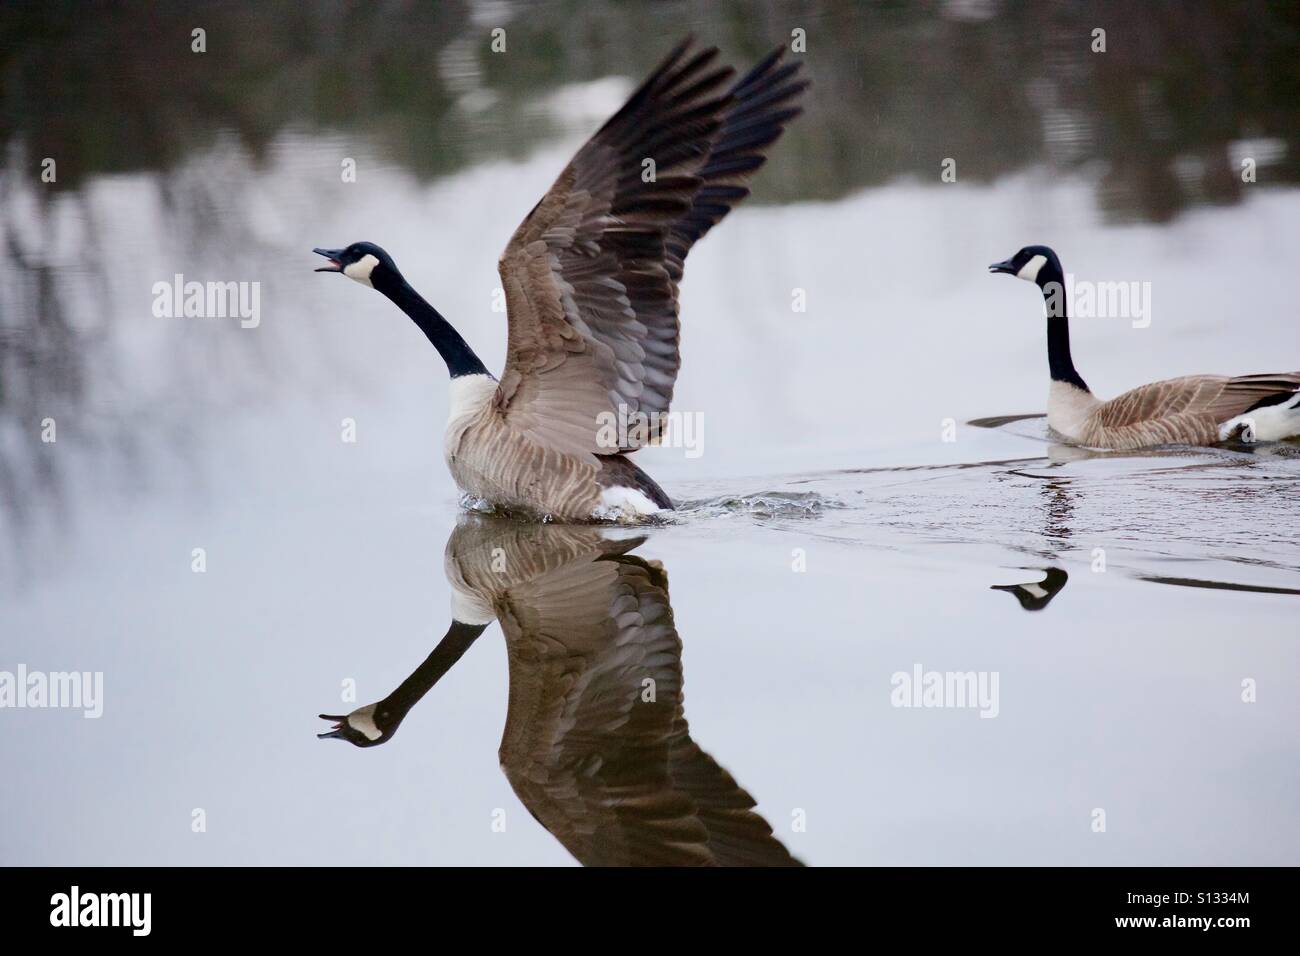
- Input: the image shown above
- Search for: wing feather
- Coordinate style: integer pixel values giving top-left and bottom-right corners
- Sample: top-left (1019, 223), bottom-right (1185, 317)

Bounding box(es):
top-left (1096, 373), bottom-right (1300, 427)
top-left (495, 39), bottom-right (807, 457)
top-left (494, 544), bottom-right (800, 866)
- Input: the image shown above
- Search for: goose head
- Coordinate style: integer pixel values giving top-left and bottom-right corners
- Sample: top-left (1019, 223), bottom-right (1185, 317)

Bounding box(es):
top-left (989, 245), bottom-right (1063, 288)
top-left (317, 702), bottom-right (404, 748)
top-left (312, 241), bottom-right (399, 289)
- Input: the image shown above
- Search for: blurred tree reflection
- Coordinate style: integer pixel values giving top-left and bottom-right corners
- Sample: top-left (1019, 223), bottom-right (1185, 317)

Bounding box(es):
top-left (1, 0), bottom-right (1295, 212)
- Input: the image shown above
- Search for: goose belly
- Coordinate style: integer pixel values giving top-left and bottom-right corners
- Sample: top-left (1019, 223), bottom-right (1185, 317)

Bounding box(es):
top-left (449, 447), bottom-right (603, 520)
top-left (444, 422), bottom-right (550, 514)
top-left (442, 379), bottom-right (601, 519)
top-left (440, 376), bottom-right (670, 520)
top-left (443, 374), bottom-right (508, 502)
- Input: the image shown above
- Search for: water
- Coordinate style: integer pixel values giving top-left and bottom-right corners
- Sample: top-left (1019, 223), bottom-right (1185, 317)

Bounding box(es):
top-left (2, 2), bottom-right (1297, 866)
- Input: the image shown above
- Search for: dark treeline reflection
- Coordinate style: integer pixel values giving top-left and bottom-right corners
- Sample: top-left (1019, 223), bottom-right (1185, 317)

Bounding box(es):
top-left (1, 0), bottom-right (1296, 219)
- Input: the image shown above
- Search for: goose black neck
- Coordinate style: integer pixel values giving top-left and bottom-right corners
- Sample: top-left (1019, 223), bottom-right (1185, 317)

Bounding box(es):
top-left (379, 620), bottom-right (489, 723)
top-left (375, 273), bottom-right (489, 378)
top-left (1038, 264), bottom-right (1089, 392)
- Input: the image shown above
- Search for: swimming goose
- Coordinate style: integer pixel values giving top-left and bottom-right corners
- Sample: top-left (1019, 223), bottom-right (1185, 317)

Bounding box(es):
top-left (320, 518), bottom-right (801, 866)
top-left (989, 246), bottom-right (1300, 449)
top-left (314, 40), bottom-right (807, 521)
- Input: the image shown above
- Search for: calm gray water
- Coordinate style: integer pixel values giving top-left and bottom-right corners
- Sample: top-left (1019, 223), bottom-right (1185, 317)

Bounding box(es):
top-left (1, 2), bottom-right (1297, 865)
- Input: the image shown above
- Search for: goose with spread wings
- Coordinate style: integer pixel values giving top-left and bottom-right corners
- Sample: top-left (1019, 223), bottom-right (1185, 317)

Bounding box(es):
top-left (319, 519), bottom-right (801, 867)
top-left (313, 40), bottom-right (808, 520)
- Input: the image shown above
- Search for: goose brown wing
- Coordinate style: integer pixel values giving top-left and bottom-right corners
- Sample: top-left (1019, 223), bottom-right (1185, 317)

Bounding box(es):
top-left (1095, 373), bottom-right (1300, 427)
top-left (494, 40), bottom-right (807, 458)
top-left (496, 553), bottom-right (798, 865)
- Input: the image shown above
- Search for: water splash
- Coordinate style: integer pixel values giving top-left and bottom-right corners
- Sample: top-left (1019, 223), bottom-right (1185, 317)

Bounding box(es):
top-left (675, 490), bottom-right (845, 521)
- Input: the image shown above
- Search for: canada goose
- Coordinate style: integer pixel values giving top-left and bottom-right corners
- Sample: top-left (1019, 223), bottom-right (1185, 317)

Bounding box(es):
top-left (990, 568), bottom-right (1069, 611)
top-left (314, 40), bottom-right (807, 521)
top-left (989, 246), bottom-right (1300, 449)
top-left (320, 519), bottom-right (801, 866)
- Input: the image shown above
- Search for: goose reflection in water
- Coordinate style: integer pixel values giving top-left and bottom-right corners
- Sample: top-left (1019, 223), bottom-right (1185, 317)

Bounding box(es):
top-left (990, 568), bottom-right (1069, 611)
top-left (319, 518), bottom-right (801, 867)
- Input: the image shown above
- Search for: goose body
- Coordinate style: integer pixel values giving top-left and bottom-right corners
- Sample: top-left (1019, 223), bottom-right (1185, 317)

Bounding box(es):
top-left (1048, 373), bottom-right (1300, 449)
top-left (315, 40), bottom-right (807, 521)
top-left (990, 246), bottom-right (1300, 449)
top-left (322, 519), bottom-right (801, 866)
top-left (442, 372), bottom-right (672, 520)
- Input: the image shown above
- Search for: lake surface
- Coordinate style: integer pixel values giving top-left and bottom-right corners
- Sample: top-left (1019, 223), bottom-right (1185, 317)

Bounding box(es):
top-left (1, 2), bottom-right (1297, 865)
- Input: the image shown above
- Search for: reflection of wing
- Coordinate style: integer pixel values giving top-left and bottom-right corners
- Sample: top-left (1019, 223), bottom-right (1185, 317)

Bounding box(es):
top-left (471, 529), bottom-right (798, 866)
top-left (663, 730), bottom-right (802, 866)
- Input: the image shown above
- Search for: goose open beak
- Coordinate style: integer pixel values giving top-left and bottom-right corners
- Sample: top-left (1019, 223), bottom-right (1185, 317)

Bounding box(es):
top-left (988, 259), bottom-right (1016, 275)
top-left (313, 247), bottom-right (344, 272)
top-left (317, 713), bottom-right (346, 739)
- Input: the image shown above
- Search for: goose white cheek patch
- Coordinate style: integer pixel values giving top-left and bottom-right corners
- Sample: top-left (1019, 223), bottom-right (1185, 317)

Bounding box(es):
top-left (346, 704), bottom-right (383, 741)
top-left (1017, 254), bottom-right (1047, 282)
top-left (343, 253), bottom-right (380, 287)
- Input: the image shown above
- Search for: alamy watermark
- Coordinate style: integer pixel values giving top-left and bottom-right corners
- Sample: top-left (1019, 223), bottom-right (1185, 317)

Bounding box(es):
top-left (596, 403), bottom-right (704, 458)
top-left (0, 665), bottom-right (103, 718)
top-left (1045, 275), bottom-right (1151, 328)
top-left (152, 274), bottom-right (261, 328)
top-left (50, 886), bottom-right (150, 936)
top-left (890, 663), bottom-right (999, 718)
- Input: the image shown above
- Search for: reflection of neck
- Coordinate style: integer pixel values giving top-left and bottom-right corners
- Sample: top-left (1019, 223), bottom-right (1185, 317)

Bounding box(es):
top-left (1039, 264), bottom-right (1089, 392)
top-left (374, 272), bottom-right (489, 379)
top-left (378, 620), bottom-right (488, 724)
